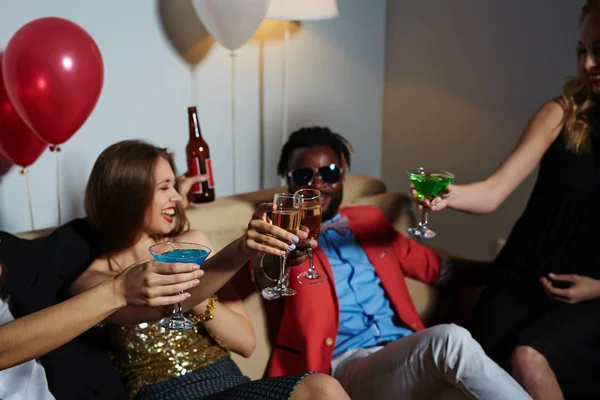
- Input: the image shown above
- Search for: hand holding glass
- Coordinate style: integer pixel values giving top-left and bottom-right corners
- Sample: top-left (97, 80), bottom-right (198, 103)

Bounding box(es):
top-left (407, 167), bottom-right (454, 239)
top-left (264, 193), bottom-right (301, 296)
top-left (149, 242), bottom-right (211, 330)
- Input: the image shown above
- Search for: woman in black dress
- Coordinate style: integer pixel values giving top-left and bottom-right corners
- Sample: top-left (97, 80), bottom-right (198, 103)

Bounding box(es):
top-left (413, 1), bottom-right (600, 399)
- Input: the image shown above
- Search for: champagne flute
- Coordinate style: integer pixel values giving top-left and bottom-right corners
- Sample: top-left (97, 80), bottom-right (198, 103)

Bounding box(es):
top-left (264, 193), bottom-right (301, 297)
top-left (407, 167), bottom-right (454, 239)
top-left (295, 189), bottom-right (327, 285)
top-left (149, 241), bottom-right (211, 330)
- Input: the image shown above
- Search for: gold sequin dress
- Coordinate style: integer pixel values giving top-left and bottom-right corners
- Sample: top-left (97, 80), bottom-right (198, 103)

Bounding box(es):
top-left (107, 314), bottom-right (311, 400)
top-left (107, 313), bottom-right (231, 399)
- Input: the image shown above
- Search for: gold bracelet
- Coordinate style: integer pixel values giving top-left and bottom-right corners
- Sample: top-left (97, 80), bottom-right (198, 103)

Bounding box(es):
top-left (260, 253), bottom-right (278, 282)
top-left (196, 295), bottom-right (217, 322)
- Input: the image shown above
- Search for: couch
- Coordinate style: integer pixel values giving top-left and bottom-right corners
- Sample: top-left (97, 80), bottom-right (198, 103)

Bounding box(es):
top-left (16, 174), bottom-right (463, 381)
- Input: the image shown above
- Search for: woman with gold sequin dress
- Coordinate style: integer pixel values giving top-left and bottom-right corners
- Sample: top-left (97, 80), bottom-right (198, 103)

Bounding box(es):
top-left (71, 140), bottom-right (350, 400)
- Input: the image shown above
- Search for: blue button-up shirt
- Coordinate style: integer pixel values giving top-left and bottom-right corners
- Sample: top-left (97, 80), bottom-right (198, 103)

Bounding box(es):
top-left (318, 214), bottom-right (413, 356)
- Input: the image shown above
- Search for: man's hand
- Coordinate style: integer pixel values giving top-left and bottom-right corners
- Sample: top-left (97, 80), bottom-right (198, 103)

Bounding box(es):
top-left (540, 273), bottom-right (600, 304)
top-left (114, 260), bottom-right (204, 307)
top-left (177, 173), bottom-right (208, 209)
top-left (286, 226), bottom-right (318, 267)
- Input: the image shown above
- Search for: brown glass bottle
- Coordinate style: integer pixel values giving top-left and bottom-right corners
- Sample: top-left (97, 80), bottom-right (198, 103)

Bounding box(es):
top-left (186, 106), bottom-right (215, 203)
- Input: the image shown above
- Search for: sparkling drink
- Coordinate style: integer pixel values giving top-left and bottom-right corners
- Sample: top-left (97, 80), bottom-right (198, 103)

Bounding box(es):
top-left (294, 189), bottom-right (327, 285)
top-left (301, 206), bottom-right (322, 240)
top-left (265, 193), bottom-right (301, 297)
top-left (271, 209), bottom-right (301, 233)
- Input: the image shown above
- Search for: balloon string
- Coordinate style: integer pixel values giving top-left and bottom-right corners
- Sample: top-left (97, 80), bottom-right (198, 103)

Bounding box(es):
top-left (231, 51), bottom-right (237, 195)
top-left (56, 149), bottom-right (62, 225)
top-left (190, 66), bottom-right (197, 105)
top-left (23, 170), bottom-right (35, 231)
top-left (281, 20), bottom-right (290, 185)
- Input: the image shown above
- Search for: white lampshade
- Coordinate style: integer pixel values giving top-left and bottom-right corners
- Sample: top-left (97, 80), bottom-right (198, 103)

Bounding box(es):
top-left (267, 0), bottom-right (339, 21)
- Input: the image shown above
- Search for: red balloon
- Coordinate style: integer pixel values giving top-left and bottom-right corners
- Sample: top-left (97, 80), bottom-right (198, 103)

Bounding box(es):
top-left (2, 17), bottom-right (104, 145)
top-left (0, 53), bottom-right (47, 168)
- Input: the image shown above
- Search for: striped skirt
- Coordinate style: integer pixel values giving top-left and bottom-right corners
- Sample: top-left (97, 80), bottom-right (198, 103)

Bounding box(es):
top-left (134, 357), bottom-right (313, 400)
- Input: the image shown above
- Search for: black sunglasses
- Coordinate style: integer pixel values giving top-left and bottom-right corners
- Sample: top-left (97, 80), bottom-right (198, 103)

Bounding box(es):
top-left (288, 164), bottom-right (343, 186)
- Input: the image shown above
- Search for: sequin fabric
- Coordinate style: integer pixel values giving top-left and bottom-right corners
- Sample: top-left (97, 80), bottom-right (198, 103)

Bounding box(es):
top-left (107, 313), bottom-right (229, 399)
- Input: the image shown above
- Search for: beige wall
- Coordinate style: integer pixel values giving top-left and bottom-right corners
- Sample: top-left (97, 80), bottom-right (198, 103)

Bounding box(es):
top-left (382, 0), bottom-right (581, 260)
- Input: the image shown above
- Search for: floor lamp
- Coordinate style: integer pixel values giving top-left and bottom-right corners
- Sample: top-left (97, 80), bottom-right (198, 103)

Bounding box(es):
top-left (266, 0), bottom-right (339, 184)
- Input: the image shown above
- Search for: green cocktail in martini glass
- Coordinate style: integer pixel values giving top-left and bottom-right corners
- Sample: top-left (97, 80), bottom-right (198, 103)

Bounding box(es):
top-left (407, 167), bottom-right (454, 239)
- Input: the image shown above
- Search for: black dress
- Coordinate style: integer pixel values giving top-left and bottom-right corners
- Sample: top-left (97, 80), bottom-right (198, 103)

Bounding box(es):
top-left (466, 109), bottom-right (600, 398)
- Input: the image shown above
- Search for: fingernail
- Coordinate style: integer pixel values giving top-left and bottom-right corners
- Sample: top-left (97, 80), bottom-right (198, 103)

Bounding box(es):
top-left (288, 244), bottom-right (296, 250)
top-left (192, 279), bottom-right (200, 286)
top-left (192, 264), bottom-right (200, 270)
top-left (185, 293), bottom-right (192, 298)
top-left (292, 236), bottom-right (299, 243)
top-left (549, 273), bottom-right (555, 277)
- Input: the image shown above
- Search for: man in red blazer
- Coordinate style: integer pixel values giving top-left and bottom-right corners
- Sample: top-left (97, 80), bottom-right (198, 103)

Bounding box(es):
top-left (252, 127), bottom-right (531, 399)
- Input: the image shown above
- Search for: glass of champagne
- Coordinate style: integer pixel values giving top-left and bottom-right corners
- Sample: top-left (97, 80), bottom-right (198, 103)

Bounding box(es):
top-left (264, 193), bottom-right (301, 297)
top-left (149, 241), bottom-right (211, 330)
top-left (295, 189), bottom-right (327, 285)
top-left (407, 167), bottom-right (454, 239)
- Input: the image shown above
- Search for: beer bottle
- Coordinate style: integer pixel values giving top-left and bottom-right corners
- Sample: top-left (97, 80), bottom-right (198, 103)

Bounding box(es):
top-left (186, 106), bottom-right (215, 203)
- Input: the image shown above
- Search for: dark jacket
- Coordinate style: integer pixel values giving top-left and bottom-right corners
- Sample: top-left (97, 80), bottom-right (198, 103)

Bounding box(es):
top-left (0, 218), bottom-right (127, 399)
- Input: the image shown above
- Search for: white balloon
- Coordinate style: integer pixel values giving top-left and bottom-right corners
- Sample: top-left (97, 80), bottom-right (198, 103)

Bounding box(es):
top-left (192, 0), bottom-right (270, 51)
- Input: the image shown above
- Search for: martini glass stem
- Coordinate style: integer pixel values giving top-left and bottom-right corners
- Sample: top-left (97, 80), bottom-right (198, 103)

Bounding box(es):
top-left (277, 253), bottom-right (288, 291)
top-left (420, 209), bottom-right (430, 228)
top-left (173, 297), bottom-right (184, 318)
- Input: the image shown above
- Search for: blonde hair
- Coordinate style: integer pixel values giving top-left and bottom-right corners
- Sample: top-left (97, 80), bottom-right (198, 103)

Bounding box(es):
top-left (561, 0), bottom-right (600, 153)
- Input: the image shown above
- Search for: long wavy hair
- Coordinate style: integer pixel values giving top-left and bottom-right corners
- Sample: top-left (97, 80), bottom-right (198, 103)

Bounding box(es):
top-left (84, 140), bottom-right (189, 255)
top-left (561, 0), bottom-right (600, 153)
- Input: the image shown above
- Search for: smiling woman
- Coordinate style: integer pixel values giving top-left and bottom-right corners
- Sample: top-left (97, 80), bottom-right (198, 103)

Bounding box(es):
top-left (83, 141), bottom-right (188, 256)
top-left (69, 140), bottom-right (350, 400)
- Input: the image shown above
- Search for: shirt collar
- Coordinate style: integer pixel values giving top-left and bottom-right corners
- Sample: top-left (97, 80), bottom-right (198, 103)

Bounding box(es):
top-left (324, 212), bottom-right (342, 224)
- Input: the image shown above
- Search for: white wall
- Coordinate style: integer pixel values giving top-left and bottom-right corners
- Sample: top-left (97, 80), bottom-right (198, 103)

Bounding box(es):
top-left (0, 0), bottom-right (385, 233)
top-left (382, 0), bottom-right (581, 260)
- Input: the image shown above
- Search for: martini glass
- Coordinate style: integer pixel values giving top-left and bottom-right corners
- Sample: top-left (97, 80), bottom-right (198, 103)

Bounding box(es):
top-left (407, 167), bottom-right (454, 239)
top-left (149, 242), bottom-right (211, 330)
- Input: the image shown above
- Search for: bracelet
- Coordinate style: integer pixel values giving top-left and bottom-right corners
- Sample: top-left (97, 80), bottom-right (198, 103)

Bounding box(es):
top-left (260, 253), bottom-right (278, 282)
top-left (196, 295), bottom-right (217, 322)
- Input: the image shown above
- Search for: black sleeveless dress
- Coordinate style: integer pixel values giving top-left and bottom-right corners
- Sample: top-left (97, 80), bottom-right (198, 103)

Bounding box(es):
top-left (466, 108), bottom-right (600, 399)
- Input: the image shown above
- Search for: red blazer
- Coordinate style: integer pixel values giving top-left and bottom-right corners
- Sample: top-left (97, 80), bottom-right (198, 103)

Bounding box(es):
top-left (258, 205), bottom-right (442, 377)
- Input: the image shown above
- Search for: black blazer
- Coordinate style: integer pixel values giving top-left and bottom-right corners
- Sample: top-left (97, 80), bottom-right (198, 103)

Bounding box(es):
top-left (0, 219), bottom-right (127, 400)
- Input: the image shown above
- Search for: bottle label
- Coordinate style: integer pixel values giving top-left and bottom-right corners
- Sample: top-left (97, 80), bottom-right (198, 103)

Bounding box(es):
top-left (187, 157), bottom-right (203, 194)
top-left (205, 158), bottom-right (215, 189)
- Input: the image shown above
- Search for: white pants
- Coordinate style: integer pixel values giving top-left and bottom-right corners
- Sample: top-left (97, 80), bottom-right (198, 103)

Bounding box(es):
top-left (331, 324), bottom-right (531, 400)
